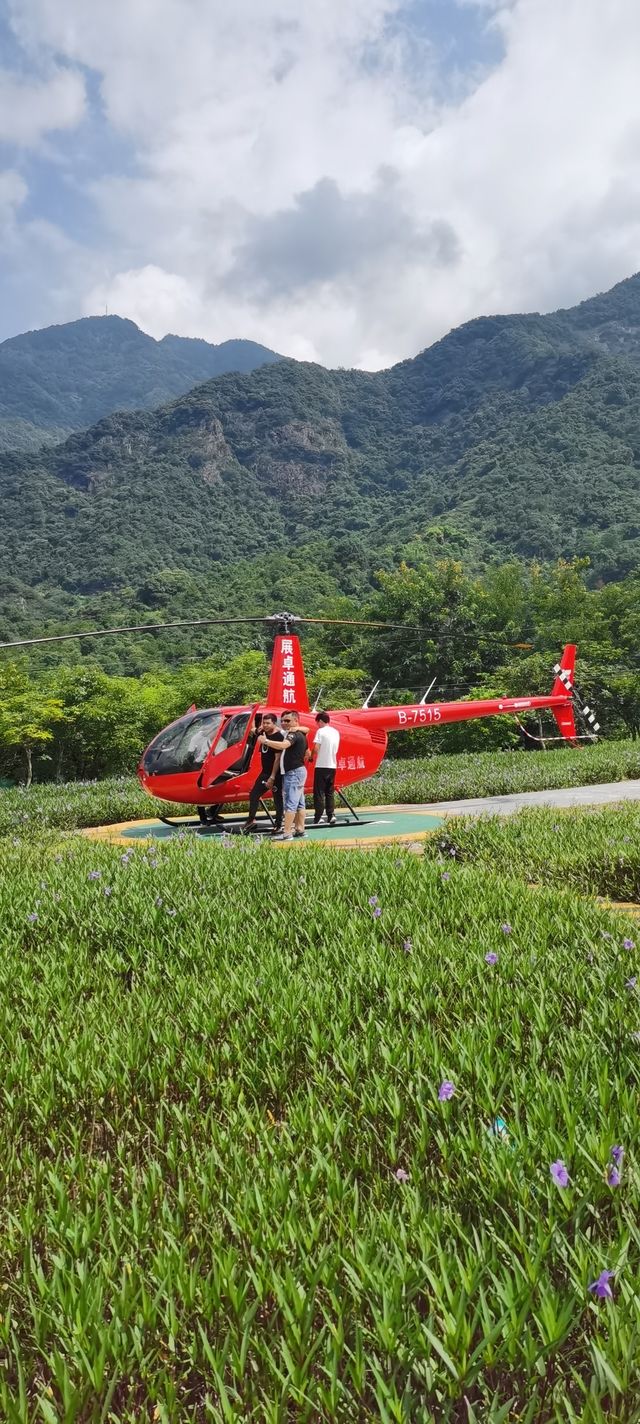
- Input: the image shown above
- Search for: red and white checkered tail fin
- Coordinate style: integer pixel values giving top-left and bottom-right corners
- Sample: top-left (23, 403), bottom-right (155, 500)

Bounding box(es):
top-left (551, 644), bottom-right (578, 742)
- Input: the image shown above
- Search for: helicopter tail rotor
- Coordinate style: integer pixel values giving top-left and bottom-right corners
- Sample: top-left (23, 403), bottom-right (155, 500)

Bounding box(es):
top-left (550, 645), bottom-right (579, 742)
top-left (549, 644), bottom-right (601, 743)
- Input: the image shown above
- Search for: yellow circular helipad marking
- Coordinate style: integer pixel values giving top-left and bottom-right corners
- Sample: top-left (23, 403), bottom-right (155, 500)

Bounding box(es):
top-left (80, 807), bottom-right (444, 848)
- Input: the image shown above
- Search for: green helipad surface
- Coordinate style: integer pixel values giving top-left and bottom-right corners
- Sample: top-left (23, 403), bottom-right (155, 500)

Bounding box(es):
top-left (86, 807), bottom-right (444, 847)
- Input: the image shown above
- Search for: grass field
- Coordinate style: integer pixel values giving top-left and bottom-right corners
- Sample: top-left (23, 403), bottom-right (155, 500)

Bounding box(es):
top-left (1, 739), bottom-right (639, 836)
top-left (0, 821), bottom-right (639, 1420)
top-left (425, 802), bottom-right (640, 902)
top-left (353, 739), bottom-right (640, 807)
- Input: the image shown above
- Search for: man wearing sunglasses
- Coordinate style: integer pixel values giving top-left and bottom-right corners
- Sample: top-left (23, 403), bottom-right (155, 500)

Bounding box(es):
top-left (258, 710), bottom-right (309, 841)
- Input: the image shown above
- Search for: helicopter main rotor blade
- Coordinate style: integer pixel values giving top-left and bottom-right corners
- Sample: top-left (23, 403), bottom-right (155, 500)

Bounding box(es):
top-left (0, 615), bottom-right (276, 650)
top-left (0, 611), bottom-right (535, 652)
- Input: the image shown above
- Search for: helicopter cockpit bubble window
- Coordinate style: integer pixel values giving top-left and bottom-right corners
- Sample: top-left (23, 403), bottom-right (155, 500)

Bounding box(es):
top-left (143, 710), bottom-right (224, 776)
top-left (213, 712), bottom-right (251, 755)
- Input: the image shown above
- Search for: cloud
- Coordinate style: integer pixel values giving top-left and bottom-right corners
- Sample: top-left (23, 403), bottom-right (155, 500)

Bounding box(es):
top-left (0, 169), bottom-right (27, 233)
top-left (0, 66), bottom-right (85, 147)
top-left (84, 264), bottom-right (205, 331)
top-left (2, 0), bottom-right (640, 366)
top-left (230, 173), bottom-right (460, 296)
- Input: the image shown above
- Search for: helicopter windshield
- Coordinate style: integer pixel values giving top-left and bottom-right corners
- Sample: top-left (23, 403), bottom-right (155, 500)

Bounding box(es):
top-left (142, 709), bottom-right (224, 776)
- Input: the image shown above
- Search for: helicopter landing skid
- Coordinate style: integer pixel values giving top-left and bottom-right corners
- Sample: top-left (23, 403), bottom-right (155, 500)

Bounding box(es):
top-left (157, 804), bottom-right (368, 836)
top-left (158, 814), bottom-right (216, 831)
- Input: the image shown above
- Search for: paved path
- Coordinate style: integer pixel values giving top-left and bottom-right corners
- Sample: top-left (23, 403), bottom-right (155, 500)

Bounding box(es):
top-left (402, 779), bottom-right (640, 820)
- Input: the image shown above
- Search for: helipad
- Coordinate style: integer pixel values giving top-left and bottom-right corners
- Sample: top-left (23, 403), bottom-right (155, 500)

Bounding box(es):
top-left (83, 806), bottom-right (445, 848)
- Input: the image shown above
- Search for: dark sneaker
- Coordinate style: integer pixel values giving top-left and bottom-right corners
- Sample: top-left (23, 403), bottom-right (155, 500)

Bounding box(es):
top-left (242, 821), bottom-right (259, 834)
top-left (327, 818), bottom-right (338, 827)
top-left (293, 830), bottom-right (306, 839)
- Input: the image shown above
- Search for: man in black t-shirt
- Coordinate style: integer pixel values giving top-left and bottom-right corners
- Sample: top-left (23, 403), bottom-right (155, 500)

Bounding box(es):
top-left (258, 709), bottom-right (309, 841)
top-left (242, 712), bottom-right (284, 832)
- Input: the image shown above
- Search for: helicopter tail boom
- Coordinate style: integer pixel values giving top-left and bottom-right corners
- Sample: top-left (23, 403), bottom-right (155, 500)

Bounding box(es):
top-left (348, 646), bottom-right (580, 743)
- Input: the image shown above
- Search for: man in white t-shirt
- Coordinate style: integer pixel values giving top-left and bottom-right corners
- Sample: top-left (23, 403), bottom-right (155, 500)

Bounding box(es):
top-left (311, 710), bottom-right (340, 826)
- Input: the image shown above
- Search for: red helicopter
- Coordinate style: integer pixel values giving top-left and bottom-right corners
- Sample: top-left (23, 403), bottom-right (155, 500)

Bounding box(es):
top-left (1, 610), bottom-right (598, 831)
top-left (135, 613), bottom-right (597, 829)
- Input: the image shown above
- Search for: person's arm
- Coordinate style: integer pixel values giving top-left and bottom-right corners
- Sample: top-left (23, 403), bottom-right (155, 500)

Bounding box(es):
top-left (259, 733), bottom-right (292, 750)
top-left (264, 734), bottom-right (286, 785)
top-left (266, 752), bottom-right (282, 786)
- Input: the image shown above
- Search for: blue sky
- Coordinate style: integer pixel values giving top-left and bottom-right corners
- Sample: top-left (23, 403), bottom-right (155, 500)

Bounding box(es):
top-left (0, 0), bottom-right (638, 366)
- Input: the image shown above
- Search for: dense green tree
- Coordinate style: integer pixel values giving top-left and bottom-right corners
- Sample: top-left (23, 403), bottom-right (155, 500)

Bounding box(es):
top-left (0, 665), bottom-right (64, 785)
top-left (1, 555), bottom-right (636, 782)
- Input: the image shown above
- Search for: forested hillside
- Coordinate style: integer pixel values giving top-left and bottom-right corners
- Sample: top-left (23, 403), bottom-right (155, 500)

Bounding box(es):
top-left (0, 316), bottom-right (281, 451)
top-left (2, 557), bottom-right (639, 784)
top-left (1, 272), bottom-right (640, 671)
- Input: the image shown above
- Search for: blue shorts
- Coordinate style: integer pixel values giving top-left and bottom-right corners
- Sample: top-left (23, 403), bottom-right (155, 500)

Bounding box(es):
top-left (283, 765), bottom-right (307, 813)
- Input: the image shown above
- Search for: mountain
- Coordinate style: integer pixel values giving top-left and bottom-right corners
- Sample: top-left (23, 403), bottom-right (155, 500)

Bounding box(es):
top-left (0, 316), bottom-right (281, 452)
top-left (2, 273), bottom-right (640, 664)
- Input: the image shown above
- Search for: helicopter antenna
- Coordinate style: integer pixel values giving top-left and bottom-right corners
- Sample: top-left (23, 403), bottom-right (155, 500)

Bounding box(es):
top-left (361, 679), bottom-right (380, 709)
top-left (311, 687), bottom-right (324, 713)
top-left (419, 676), bottom-right (437, 705)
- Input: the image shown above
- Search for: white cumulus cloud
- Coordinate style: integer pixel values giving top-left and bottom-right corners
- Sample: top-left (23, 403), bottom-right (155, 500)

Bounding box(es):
top-left (3, 0), bottom-right (640, 365)
top-left (0, 168), bottom-right (27, 225)
top-left (0, 66), bottom-right (85, 147)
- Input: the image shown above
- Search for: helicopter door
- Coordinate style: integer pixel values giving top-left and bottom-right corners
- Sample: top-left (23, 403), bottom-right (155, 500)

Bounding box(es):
top-left (197, 705), bottom-right (260, 789)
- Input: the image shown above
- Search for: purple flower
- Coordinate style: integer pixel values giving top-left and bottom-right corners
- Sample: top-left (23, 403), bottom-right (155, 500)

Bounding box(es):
top-left (372, 906), bottom-right (382, 919)
top-left (588, 1270), bottom-right (615, 1300)
top-left (550, 1159), bottom-right (570, 1188)
top-left (623, 938), bottom-right (636, 951)
top-left (441, 872), bottom-right (450, 882)
top-left (500, 923), bottom-right (513, 936)
top-left (165, 907), bottom-right (177, 917)
top-left (438, 1080), bottom-right (455, 1101)
top-left (485, 951), bottom-right (498, 965)
top-left (368, 896), bottom-right (378, 907)
top-left (607, 1166), bottom-right (621, 1188)
top-left (601, 931), bottom-right (613, 941)
top-left (402, 938), bottom-right (412, 954)
top-left (103, 886), bottom-right (113, 897)
top-left (449, 848), bottom-right (456, 857)
top-left (611, 1145), bottom-right (624, 1167)
top-left (625, 977), bottom-right (636, 991)
top-left (88, 870), bottom-right (101, 881)
top-left (155, 896), bottom-right (163, 908)
top-left (394, 1167), bottom-right (409, 1182)
top-left (27, 912), bottom-right (38, 923)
